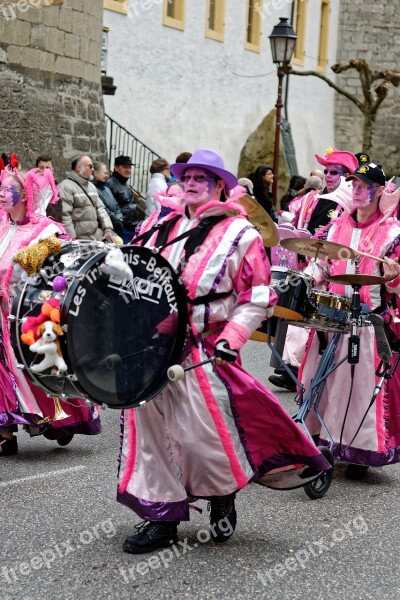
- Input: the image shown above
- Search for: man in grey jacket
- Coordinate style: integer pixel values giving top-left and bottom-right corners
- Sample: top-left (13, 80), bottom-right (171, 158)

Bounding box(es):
top-left (58, 154), bottom-right (114, 240)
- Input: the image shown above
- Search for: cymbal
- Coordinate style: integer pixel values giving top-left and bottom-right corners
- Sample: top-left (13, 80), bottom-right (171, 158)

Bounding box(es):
top-left (327, 274), bottom-right (387, 286)
top-left (236, 194), bottom-right (280, 247)
top-left (280, 238), bottom-right (357, 260)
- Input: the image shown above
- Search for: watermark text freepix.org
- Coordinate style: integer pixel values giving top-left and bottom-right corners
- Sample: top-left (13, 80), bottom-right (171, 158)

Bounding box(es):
top-left (119, 517), bottom-right (234, 583)
top-left (2, 518), bottom-right (116, 584)
top-left (256, 514), bottom-right (368, 586)
top-left (0, 0), bottom-right (55, 21)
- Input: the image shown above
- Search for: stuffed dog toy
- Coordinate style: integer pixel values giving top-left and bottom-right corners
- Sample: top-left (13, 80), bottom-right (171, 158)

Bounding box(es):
top-left (29, 321), bottom-right (67, 374)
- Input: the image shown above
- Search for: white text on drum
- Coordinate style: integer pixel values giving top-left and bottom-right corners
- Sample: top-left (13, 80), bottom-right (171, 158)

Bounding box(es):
top-left (123, 254), bottom-right (178, 314)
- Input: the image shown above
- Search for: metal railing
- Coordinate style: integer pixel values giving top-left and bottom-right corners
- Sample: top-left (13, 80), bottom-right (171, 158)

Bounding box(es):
top-left (105, 114), bottom-right (161, 197)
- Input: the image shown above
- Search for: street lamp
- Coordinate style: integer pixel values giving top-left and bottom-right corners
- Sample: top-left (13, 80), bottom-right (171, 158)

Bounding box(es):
top-left (269, 17), bottom-right (297, 207)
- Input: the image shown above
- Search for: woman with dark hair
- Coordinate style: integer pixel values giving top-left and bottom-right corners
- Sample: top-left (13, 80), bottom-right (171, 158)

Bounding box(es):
top-left (280, 175), bottom-right (306, 211)
top-left (249, 165), bottom-right (279, 223)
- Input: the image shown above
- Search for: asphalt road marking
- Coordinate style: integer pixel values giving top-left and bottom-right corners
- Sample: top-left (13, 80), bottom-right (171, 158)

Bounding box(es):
top-left (0, 465), bottom-right (86, 488)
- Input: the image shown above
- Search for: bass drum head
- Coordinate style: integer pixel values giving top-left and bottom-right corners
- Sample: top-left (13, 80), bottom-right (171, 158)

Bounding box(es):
top-left (64, 245), bottom-right (188, 409)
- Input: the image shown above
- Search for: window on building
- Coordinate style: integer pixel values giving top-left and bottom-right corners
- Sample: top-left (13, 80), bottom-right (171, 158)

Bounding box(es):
top-left (205, 0), bottom-right (225, 42)
top-left (293, 0), bottom-right (308, 65)
top-left (103, 0), bottom-right (128, 15)
top-left (245, 0), bottom-right (262, 52)
top-left (317, 0), bottom-right (330, 70)
top-left (163, 0), bottom-right (185, 31)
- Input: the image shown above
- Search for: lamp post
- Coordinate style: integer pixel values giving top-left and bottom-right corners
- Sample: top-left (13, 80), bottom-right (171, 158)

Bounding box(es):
top-left (269, 17), bottom-right (297, 207)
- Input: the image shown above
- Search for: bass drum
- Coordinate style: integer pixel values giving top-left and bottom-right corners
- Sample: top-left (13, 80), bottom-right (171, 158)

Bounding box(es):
top-left (11, 243), bottom-right (188, 409)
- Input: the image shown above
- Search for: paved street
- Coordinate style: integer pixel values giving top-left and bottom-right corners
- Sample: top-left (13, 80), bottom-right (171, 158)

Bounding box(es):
top-left (1, 340), bottom-right (400, 600)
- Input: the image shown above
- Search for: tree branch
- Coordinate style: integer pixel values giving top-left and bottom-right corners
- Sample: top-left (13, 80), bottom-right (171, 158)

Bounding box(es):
top-left (284, 66), bottom-right (364, 111)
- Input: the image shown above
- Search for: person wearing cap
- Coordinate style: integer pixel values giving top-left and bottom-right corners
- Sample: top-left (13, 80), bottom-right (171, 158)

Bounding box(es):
top-left (145, 158), bottom-right (170, 218)
top-left (117, 148), bottom-right (330, 555)
top-left (289, 148), bottom-right (358, 234)
top-left (299, 161), bottom-right (400, 480)
top-left (58, 154), bottom-right (114, 241)
top-left (105, 155), bottom-right (139, 243)
top-left (269, 148), bottom-right (359, 392)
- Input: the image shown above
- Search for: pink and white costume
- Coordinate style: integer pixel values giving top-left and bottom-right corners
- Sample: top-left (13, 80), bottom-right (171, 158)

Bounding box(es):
top-left (288, 177), bottom-right (353, 231)
top-left (300, 210), bottom-right (400, 466)
top-left (0, 167), bottom-right (101, 438)
top-left (117, 198), bottom-right (330, 521)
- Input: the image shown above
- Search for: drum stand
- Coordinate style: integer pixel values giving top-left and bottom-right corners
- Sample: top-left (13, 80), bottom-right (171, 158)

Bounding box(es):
top-left (265, 282), bottom-right (374, 499)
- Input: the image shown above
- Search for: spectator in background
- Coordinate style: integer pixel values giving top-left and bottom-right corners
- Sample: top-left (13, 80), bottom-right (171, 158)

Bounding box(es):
top-left (303, 175), bottom-right (323, 193)
top-left (311, 168), bottom-right (324, 180)
top-left (169, 152), bottom-right (192, 183)
top-left (166, 179), bottom-right (184, 198)
top-left (34, 154), bottom-right (62, 222)
top-left (249, 165), bottom-right (279, 223)
top-left (293, 175), bottom-right (323, 201)
top-left (175, 152), bottom-right (192, 163)
top-left (36, 154), bottom-right (54, 172)
top-left (145, 158), bottom-right (170, 218)
top-left (280, 175), bottom-right (306, 211)
top-left (237, 177), bottom-right (254, 196)
top-left (58, 154), bottom-right (114, 241)
top-left (93, 161), bottom-right (124, 236)
top-left (106, 155), bottom-right (139, 243)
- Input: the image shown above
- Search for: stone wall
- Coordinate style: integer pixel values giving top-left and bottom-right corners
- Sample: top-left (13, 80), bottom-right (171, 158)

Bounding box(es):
top-left (335, 0), bottom-right (400, 175)
top-left (0, 0), bottom-right (107, 180)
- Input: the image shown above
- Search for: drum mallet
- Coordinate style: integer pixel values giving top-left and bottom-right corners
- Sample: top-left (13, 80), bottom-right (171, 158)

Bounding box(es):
top-left (167, 357), bottom-right (215, 382)
top-left (168, 342), bottom-right (237, 381)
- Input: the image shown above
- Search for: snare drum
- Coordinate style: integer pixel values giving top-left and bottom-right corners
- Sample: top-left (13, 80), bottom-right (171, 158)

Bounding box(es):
top-left (11, 244), bottom-right (188, 409)
top-left (271, 267), bottom-right (312, 321)
top-left (305, 291), bottom-right (351, 333)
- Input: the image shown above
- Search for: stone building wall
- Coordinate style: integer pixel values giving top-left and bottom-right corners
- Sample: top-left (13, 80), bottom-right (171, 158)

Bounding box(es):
top-left (335, 0), bottom-right (400, 175)
top-left (0, 0), bottom-right (107, 180)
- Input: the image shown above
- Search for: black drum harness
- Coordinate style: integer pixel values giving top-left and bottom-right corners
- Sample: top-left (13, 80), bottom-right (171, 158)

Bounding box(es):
top-left (130, 213), bottom-right (235, 349)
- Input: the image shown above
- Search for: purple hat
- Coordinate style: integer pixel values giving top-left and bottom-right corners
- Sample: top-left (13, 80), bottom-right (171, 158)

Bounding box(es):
top-left (170, 149), bottom-right (238, 192)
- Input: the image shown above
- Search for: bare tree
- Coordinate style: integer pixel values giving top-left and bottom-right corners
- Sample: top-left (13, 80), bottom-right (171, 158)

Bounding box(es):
top-left (284, 59), bottom-right (400, 153)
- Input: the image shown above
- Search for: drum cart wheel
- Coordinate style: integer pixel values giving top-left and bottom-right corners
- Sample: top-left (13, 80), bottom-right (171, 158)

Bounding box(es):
top-left (304, 446), bottom-right (334, 499)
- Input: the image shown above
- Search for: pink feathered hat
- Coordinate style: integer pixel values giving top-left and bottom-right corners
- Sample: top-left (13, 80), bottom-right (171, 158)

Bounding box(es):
top-left (315, 147), bottom-right (358, 174)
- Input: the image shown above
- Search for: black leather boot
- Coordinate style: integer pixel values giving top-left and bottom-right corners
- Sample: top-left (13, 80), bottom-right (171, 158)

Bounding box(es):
top-left (123, 520), bottom-right (179, 554)
top-left (268, 364), bottom-right (298, 392)
top-left (208, 493), bottom-right (237, 543)
top-left (0, 435), bottom-right (18, 456)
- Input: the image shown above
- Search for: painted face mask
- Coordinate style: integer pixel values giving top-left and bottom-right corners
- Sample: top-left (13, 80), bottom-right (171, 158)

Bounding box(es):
top-left (351, 180), bottom-right (380, 209)
top-left (0, 177), bottom-right (23, 211)
top-left (324, 165), bottom-right (346, 193)
top-left (182, 169), bottom-right (221, 207)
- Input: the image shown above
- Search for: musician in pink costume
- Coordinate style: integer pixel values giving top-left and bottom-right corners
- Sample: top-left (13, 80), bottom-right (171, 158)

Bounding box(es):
top-left (0, 156), bottom-right (101, 456)
top-left (288, 148), bottom-right (357, 232)
top-left (299, 161), bottom-right (400, 479)
top-left (269, 148), bottom-right (358, 392)
top-left (118, 149), bottom-right (331, 555)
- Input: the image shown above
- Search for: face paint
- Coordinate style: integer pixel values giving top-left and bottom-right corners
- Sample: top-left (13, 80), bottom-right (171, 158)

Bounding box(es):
top-left (324, 164), bottom-right (345, 193)
top-left (0, 177), bottom-right (23, 210)
top-left (351, 180), bottom-right (379, 208)
top-left (182, 168), bottom-right (221, 208)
